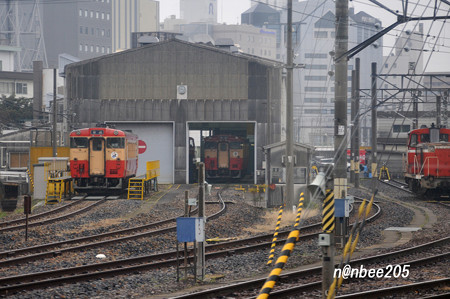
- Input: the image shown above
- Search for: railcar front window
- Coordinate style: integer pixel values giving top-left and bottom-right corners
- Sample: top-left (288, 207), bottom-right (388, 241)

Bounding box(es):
top-left (219, 143), bottom-right (228, 151)
top-left (92, 139), bottom-right (103, 151)
top-left (107, 138), bottom-right (124, 148)
top-left (440, 134), bottom-right (449, 142)
top-left (229, 142), bottom-right (242, 149)
top-left (70, 137), bottom-right (88, 148)
top-left (205, 142), bottom-right (217, 149)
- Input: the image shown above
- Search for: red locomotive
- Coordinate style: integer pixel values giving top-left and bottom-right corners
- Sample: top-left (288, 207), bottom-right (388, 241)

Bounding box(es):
top-left (203, 135), bottom-right (249, 179)
top-left (69, 127), bottom-right (138, 193)
top-left (404, 124), bottom-right (450, 195)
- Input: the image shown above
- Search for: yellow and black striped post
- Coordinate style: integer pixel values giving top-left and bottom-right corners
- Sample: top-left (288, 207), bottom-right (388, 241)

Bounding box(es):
top-left (26, 168), bottom-right (35, 192)
top-left (267, 205), bottom-right (284, 265)
top-left (294, 192), bottom-right (304, 236)
top-left (322, 190), bottom-right (335, 233)
top-left (258, 194), bottom-right (305, 299)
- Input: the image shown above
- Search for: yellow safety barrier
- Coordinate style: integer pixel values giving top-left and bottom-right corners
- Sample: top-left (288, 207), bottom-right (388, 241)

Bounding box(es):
top-left (322, 190), bottom-right (335, 233)
top-left (378, 165), bottom-right (390, 180)
top-left (45, 176), bottom-right (73, 204)
top-left (128, 160), bottom-right (160, 200)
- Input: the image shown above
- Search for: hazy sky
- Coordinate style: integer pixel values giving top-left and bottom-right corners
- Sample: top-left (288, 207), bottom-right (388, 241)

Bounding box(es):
top-left (159, 0), bottom-right (450, 72)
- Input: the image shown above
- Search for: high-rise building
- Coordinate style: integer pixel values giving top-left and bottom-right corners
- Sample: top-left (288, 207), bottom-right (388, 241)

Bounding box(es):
top-left (112, 0), bottom-right (159, 51)
top-left (0, 0), bottom-right (159, 70)
top-left (180, 0), bottom-right (217, 24)
top-left (276, 0), bottom-right (383, 146)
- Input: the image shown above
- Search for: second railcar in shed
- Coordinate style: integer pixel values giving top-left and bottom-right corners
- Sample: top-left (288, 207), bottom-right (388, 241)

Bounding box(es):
top-left (203, 135), bottom-right (249, 179)
top-left (70, 127), bottom-right (138, 193)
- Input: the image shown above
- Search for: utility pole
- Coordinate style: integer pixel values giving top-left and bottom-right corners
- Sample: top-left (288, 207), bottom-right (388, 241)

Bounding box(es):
top-left (370, 63), bottom-right (377, 190)
top-left (196, 163), bottom-right (206, 280)
top-left (437, 96), bottom-right (442, 127)
top-left (285, 0), bottom-right (294, 211)
top-left (354, 58), bottom-right (360, 188)
top-left (52, 68), bottom-right (57, 157)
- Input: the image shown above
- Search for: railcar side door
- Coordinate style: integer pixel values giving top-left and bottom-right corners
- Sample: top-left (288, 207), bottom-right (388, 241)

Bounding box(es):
top-left (89, 138), bottom-right (105, 176)
top-left (218, 142), bottom-right (229, 169)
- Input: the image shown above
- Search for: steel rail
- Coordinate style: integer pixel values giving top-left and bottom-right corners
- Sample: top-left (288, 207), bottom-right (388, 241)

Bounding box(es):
top-left (0, 198), bottom-right (106, 233)
top-left (0, 202), bottom-right (381, 295)
top-left (0, 197), bottom-right (85, 228)
top-left (169, 237), bottom-right (449, 299)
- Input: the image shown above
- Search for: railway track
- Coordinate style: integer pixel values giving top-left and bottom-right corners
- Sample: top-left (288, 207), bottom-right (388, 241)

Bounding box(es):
top-left (0, 197), bottom-right (105, 233)
top-left (0, 197), bottom-right (85, 228)
top-left (378, 179), bottom-right (413, 194)
top-left (0, 201), bottom-right (380, 295)
top-left (169, 236), bottom-right (449, 298)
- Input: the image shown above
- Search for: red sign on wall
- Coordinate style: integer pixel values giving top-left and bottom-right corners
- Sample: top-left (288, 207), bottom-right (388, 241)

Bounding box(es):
top-left (138, 140), bottom-right (147, 154)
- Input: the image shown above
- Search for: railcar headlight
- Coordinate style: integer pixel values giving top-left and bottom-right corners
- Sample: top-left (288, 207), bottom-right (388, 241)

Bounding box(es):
top-left (76, 130), bottom-right (81, 135)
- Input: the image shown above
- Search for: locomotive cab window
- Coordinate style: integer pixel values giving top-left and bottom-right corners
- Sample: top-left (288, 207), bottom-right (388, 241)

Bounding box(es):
top-left (440, 134), bottom-right (449, 142)
top-left (420, 134), bottom-right (430, 143)
top-left (107, 138), bottom-right (125, 149)
top-left (92, 139), bottom-right (103, 151)
top-left (219, 143), bottom-right (228, 151)
top-left (70, 137), bottom-right (88, 148)
top-left (409, 134), bottom-right (418, 147)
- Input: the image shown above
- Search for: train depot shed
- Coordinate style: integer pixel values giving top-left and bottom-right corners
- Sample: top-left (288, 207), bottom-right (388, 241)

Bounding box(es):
top-left (65, 39), bottom-right (283, 184)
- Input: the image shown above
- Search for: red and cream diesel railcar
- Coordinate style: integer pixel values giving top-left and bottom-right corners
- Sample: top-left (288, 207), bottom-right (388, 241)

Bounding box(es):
top-left (203, 135), bottom-right (249, 179)
top-left (69, 127), bottom-right (138, 193)
top-left (404, 124), bottom-right (450, 194)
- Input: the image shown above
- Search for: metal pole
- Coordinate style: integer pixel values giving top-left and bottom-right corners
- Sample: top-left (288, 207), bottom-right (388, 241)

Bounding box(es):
top-left (285, 0), bottom-right (294, 211)
top-left (371, 62), bottom-right (378, 190)
top-left (350, 70), bottom-right (356, 184)
top-left (437, 96), bottom-right (442, 127)
top-left (413, 93), bottom-right (419, 129)
top-left (197, 163), bottom-right (205, 280)
top-left (52, 68), bottom-right (57, 157)
top-left (355, 58), bottom-right (360, 188)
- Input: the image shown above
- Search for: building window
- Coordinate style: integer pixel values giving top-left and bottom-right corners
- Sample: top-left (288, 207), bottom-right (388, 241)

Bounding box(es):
top-left (393, 125), bottom-right (411, 133)
top-left (305, 53), bottom-right (327, 59)
top-left (16, 83), bottom-right (27, 94)
top-left (85, 45), bottom-right (88, 51)
top-left (0, 60), bottom-right (2, 71)
top-left (96, 11), bottom-right (99, 18)
top-left (85, 10), bottom-right (88, 17)
top-left (314, 31), bottom-right (328, 38)
top-left (101, 12), bottom-right (104, 19)
top-left (0, 82), bottom-right (14, 93)
top-left (102, 46), bottom-right (105, 53)
top-left (305, 76), bottom-right (328, 81)
top-left (79, 44), bottom-right (83, 51)
top-left (92, 28), bottom-right (95, 35)
top-left (91, 45), bottom-right (94, 52)
top-left (305, 98), bottom-right (327, 103)
top-left (305, 64), bottom-right (327, 70)
top-left (107, 47), bottom-right (110, 53)
top-left (96, 46), bottom-right (99, 53)
top-left (107, 13), bottom-right (110, 20)
top-left (80, 26), bottom-right (83, 34)
top-left (91, 11), bottom-right (94, 18)
top-left (85, 27), bottom-right (88, 34)
top-left (101, 29), bottom-right (105, 36)
top-left (305, 87), bottom-right (327, 92)
top-left (79, 9), bottom-right (82, 17)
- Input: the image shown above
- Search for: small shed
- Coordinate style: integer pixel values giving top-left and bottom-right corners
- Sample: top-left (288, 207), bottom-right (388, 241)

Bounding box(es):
top-left (263, 141), bottom-right (314, 208)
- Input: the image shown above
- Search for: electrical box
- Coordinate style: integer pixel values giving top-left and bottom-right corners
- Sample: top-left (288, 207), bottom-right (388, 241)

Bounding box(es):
top-left (176, 217), bottom-right (205, 242)
top-left (335, 198), bottom-right (350, 217)
top-left (318, 233), bottom-right (331, 246)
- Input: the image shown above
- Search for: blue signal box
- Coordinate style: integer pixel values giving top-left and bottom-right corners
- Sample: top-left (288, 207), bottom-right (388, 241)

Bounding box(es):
top-left (176, 217), bottom-right (205, 242)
